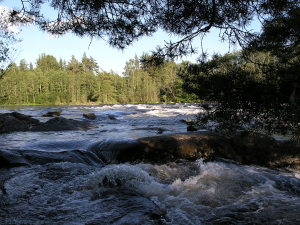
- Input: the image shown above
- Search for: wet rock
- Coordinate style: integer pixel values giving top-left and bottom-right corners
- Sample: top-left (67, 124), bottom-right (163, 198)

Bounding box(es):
top-left (30, 117), bottom-right (97, 131)
top-left (116, 132), bottom-right (237, 164)
top-left (108, 114), bottom-right (116, 120)
top-left (0, 149), bottom-right (105, 168)
top-left (229, 132), bottom-right (300, 169)
top-left (0, 112), bottom-right (39, 134)
top-left (83, 113), bottom-right (96, 120)
top-left (88, 139), bottom-right (147, 164)
top-left (10, 112), bottom-right (40, 125)
top-left (42, 109), bottom-right (62, 117)
top-left (0, 149), bottom-right (31, 168)
top-left (90, 131), bottom-right (300, 170)
top-left (0, 112), bottom-right (96, 133)
top-left (187, 125), bottom-right (198, 131)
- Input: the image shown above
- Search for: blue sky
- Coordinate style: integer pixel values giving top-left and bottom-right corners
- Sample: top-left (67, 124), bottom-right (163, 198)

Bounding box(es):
top-left (1, 0), bottom-right (258, 75)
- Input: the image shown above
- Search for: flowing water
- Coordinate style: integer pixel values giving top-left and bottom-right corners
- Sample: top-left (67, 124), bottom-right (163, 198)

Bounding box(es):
top-left (0, 104), bottom-right (300, 224)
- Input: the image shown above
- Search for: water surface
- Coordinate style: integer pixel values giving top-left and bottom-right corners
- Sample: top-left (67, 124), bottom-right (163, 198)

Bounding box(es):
top-left (0, 104), bottom-right (299, 224)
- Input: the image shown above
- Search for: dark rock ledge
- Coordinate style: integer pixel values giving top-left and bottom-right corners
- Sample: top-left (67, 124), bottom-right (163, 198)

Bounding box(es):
top-left (0, 112), bottom-right (97, 133)
top-left (0, 112), bottom-right (39, 134)
top-left (30, 117), bottom-right (97, 131)
top-left (0, 149), bottom-right (105, 168)
top-left (89, 131), bottom-right (300, 170)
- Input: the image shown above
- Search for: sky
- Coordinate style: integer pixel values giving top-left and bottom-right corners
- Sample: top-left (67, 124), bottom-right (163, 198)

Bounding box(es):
top-left (1, 0), bottom-right (260, 75)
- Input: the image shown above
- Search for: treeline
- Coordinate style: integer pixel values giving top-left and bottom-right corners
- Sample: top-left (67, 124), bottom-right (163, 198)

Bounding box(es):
top-left (0, 53), bottom-right (198, 105)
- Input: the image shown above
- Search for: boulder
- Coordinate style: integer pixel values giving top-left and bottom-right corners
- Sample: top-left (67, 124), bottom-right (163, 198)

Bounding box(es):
top-left (90, 131), bottom-right (300, 170)
top-left (118, 132), bottom-right (238, 163)
top-left (83, 113), bottom-right (96, 120)
top-left (30, 116), bottom-right (97, 131)
top-left (89, 132), bottom-right (237, 164)
top-left (187, 125), bottom-right (198, 131)
top-left (229, 132), bottom-right (300, 169)
top-left (0, 112), bottom-right (97, 133)
top-left (0, 112), bottom-right (39, 134)
top-left (108, 114), bottom-right (117, 120)
top-left (10, 112), bottom-right (40, 125)
top-left (42, 109), bottom-right (62, 117)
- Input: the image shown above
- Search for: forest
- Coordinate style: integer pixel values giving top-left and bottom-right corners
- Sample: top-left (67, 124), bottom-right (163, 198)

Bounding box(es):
top-left (0, 53), bottom-right (199, 105)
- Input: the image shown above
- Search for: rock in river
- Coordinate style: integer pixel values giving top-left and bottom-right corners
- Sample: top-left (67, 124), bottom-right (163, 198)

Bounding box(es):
top-left (30, 116), bottom-right (97, 132)
top-left (0, 112), bottom-right (96, 133)
top-left (83, 113), bottom-right (96, 120)
top-left (0, 112), bottom-right (40, 134)
top-left (89, 131), bottom-right (300, 170)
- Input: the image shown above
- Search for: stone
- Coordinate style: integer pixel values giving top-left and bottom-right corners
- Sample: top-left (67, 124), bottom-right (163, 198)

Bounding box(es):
top-left (187, 125), bottom-right (198, 131)
top-left (89, 131), bottom-right (300, 170)
top-left (108, 114), bottom-right (116, 120)
top-left (30, 116), bottom-right (97, 132)
top-left (0, 149), bottom-right (31, 168)
top-left (10, 112), bottom-right (40, 125)
top-left (0, 112), bottom-right (97, 133)
top-left (42, 109), bottom-right (62, 117)
top-left (83, 113), bottom-right (96, 120)
top-left (0, 112), bottom-right (39, 134)
top-left (118, 132), bottom-right (238, 163)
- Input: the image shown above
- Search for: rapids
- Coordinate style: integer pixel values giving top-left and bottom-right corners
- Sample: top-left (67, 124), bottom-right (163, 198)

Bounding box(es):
top-left (0, 104), bottom-right (300, 224)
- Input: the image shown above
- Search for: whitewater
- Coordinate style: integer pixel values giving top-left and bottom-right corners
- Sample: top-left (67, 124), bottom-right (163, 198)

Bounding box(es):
top-left (1, 103), bottom-right (300, 224)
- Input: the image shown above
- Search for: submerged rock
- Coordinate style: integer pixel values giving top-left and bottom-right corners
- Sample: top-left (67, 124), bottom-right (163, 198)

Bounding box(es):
top-left (30, 116), bottom-right (97, 131)
top-left (0, 149), bottom-right (105, 168)
top-left (0, 112), bottom-right (40, 134)
top-left (90, 131), bottom-right (300, 170)
top-left (131, 127), bottom-right (173, 134)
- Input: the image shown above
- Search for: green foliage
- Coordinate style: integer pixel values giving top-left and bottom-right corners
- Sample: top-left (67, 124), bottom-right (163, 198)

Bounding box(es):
top-left (36, 53), bottom-right (60, 72)
top-left (181, 50), bottom-right (300, 140)
top-left (176, 1), bottom-right (299, 141)
top-left (0, 52), bottom-right (198, 105)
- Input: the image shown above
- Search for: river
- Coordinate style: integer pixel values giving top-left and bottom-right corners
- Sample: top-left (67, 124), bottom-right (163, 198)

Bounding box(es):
top-left (0, 103), bottom-right (300, 224)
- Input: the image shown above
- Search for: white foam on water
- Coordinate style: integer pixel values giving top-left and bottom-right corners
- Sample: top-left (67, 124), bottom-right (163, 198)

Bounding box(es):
top-left (2, 159), bottom-right (300, 224)
top-left (144, 105), bottom-right (203, 117)
top-left (85, 160), bottom-right (300, 224)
